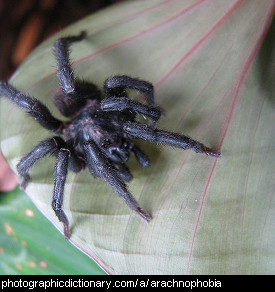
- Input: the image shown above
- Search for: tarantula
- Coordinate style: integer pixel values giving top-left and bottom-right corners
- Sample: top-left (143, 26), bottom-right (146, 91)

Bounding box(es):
top-left (0, 31), bottom-right (220, 239)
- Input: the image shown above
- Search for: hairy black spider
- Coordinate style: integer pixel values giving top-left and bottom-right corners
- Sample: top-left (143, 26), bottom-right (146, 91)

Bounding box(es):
top-left (0, 31), bottom-right (220, 239)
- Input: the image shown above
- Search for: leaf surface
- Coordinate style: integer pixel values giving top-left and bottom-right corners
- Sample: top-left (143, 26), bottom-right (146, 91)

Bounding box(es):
top-left (0, 0), bottom-right (274, 274)
top-left (0, 187), bottom-right (106, 275)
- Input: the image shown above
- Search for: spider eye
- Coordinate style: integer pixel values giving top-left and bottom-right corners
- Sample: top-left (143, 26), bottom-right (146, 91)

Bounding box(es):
top-left (102, 138), bottom-right (111, 149)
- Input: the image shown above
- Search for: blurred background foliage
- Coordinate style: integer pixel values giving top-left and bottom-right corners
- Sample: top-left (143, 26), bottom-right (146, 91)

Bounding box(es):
top-left (0, 0), bottom-right (122, 79)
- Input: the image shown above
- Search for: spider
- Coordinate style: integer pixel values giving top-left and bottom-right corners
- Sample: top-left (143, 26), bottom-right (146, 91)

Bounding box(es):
top-left (0, 31), bottom-right (220, 239)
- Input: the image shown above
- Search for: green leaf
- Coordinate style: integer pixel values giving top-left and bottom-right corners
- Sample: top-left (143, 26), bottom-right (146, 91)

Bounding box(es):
top-left (0, 187), bottom-right (106, 275)
top-left (0, 0), bottom-right (274, 274)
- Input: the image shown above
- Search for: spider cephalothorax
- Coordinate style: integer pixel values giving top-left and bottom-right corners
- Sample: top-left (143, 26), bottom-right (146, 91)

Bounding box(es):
top-left (0, 31), bottom-right (220, 239)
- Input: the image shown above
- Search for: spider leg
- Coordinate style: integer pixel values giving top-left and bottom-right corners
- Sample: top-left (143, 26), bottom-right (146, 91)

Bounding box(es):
top-left (64, 139), bottom-right (85, 173)
top-left (101, 96), bottom-right (161, 127)
top-left (54, 31), bottom-right (101, 101)
top-left (116, 164), bottom-right (133, 182)
top-left (103, 75), bottom-right (163, 127)
top-left (67, 152), bottom-right (85, 173)
top-left (17, 136), bottom-right (83, 190)
top-left (52, 148), bottom-right (71, 239)
top-left (54, 31), bottom-right (86, 95)
top-left (17, 137), bottom-right (67, 189)
top-left (0, 81), bottom-right (63, 132)
top-left (86, 159), bottom-right (132, 182)
top-left (123, 121), bottom-right (221, 158)
top-left (104, 75), bottom-right (155, 107)
top-left (83, 140), bottom-right (151, 222)
top-left (128, 143), bottom-right (150, 168)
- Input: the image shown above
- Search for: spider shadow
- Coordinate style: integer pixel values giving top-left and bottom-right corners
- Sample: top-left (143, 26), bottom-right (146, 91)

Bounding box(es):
top-left (257, 17), bottom-right (275, 104)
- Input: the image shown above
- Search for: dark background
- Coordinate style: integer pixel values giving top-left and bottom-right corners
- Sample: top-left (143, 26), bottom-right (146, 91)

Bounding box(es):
top-left (0, 0), bottom-right (123, 80)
